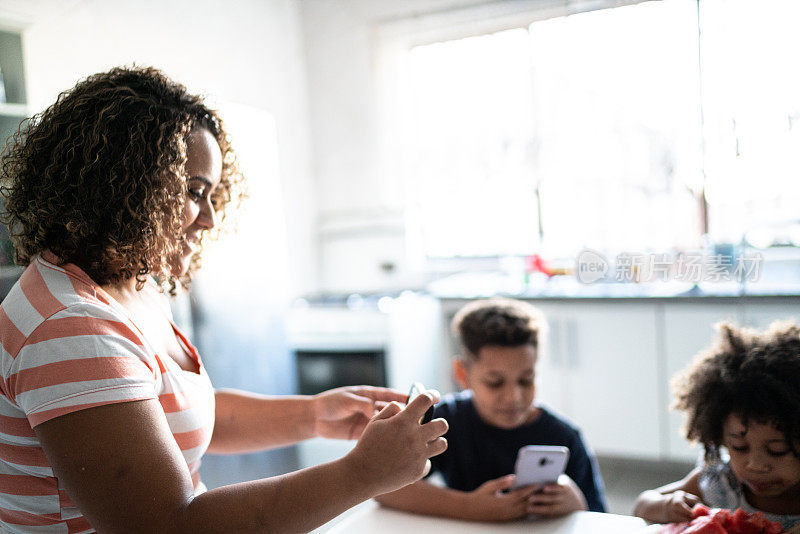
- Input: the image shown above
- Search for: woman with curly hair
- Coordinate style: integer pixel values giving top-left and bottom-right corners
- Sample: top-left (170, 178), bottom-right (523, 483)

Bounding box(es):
top-left (633, 321), bottom-right (800, 530)
top-left (0, 66), bottom-right (447, 533)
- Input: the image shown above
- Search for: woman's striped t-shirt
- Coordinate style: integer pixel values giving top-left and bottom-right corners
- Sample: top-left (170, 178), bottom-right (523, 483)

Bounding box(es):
top-left (0, 255), bottom-right (215, 533)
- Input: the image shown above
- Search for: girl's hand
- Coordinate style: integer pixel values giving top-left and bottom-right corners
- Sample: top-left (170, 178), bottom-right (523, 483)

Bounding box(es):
top-left (312, 386), bottom-right (409, 440)
top-left (462, 475), bottom-right (540, 521)
top-left (659, 490), bottom-right (700, 523)
top-left (343, 392), bottom-right (448, 495)
top-left (527, 475), bottom-right (588, 517)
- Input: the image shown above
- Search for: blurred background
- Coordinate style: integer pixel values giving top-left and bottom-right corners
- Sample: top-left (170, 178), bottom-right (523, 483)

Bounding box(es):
top-left (1, 0), bottom-right (799, 523)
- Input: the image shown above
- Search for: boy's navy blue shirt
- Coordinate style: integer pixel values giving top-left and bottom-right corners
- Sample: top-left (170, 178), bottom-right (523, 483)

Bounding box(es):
top-left (429, 391), bottom-right (607, 513)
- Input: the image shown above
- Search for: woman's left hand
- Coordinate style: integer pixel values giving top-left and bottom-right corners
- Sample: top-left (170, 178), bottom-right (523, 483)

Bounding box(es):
top-left (312, 386), bottom-right (412, 440)
top-left (527, 474), bottom-right (588, 517)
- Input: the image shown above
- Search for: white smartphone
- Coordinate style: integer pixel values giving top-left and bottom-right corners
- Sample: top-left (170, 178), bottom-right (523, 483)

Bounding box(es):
top-left (511, 445), bottom-right (569, 490)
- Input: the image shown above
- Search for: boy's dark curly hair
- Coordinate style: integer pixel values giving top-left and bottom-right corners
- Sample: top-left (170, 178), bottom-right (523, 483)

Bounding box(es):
top-left (672, 320), bottom-right (800, 459)
top-left (0, 66), bottom-right (244, 293)
top-left (452, 298), bottom-right (544, 361)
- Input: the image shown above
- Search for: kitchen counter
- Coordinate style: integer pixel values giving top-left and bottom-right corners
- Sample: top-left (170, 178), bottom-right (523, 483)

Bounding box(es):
top-left (427, 274), bottom-right (800, 300)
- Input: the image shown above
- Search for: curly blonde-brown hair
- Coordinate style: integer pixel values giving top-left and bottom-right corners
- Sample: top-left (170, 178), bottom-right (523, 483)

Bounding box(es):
top-left (0, 66), bottom-right (244, 294)
top-left (672, 320), bottom-right (800, 460)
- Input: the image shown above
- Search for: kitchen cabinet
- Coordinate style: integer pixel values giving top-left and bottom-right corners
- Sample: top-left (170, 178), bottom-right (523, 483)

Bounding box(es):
top-left (741, 299), bottom-right (799, 329)
top-left (661, 302), bottom-right (743, 462)
top-left (540, 302), bottom-right (662, 459)
top-left (439, 295), bottom-right (800, 462)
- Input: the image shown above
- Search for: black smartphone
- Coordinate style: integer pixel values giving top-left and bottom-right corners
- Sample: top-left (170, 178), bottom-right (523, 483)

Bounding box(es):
top-left (408, 382), bottom-right (435, 424)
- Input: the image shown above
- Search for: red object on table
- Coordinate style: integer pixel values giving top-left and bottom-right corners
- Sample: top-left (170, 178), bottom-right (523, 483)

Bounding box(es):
top-left (682, 516), bottom-right (727, 533)
top-left (660, 505), bottom-right (784, 534)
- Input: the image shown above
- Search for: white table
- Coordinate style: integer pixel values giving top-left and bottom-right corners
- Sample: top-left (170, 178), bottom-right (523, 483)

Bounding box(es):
top-left (325, 501), bottom-right (649, 533)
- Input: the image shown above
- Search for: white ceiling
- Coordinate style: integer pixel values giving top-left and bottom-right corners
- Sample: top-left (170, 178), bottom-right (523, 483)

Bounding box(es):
top-left (0, 0), bottom-right (85, 30)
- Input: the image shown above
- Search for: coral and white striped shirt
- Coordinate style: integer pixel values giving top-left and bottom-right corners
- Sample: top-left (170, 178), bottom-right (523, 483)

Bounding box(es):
top-left (0, 255), bottom-right (215, 533)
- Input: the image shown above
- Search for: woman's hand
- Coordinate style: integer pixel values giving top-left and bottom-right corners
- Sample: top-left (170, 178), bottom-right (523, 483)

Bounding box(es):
top-left (527, 475), bottom-right (588, 517)
top-left (461, 475), bottom-right (540, 521)
top-left (312, 385), bottom-right (411, 440)
top-left (343, 392), bottom-right (448, 495)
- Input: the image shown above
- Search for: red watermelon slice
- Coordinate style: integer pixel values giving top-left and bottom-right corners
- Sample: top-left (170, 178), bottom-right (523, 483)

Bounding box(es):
top-left (659, 505), bottom-right (785, 533)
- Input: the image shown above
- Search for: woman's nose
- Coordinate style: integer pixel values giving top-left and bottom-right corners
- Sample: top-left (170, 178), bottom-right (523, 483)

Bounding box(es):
top-left (197, 199), bottom-right (217, 230)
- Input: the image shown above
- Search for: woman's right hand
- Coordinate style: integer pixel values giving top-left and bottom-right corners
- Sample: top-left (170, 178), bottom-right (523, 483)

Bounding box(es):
top-left (343, 391), bottom-right (448, 495)
top-left (462, 475), bottom-right (540, 521)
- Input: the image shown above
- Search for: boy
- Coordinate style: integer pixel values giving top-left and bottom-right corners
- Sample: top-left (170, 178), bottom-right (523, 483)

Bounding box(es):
top-left (375, 298), bottom-right (607, 521)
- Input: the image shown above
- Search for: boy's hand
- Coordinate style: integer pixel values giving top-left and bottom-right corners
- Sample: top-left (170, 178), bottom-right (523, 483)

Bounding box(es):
top-left (342, 392), bottom-right (448, 496)
top-left (527, 475), bottom-right (587, 517)
top-left (659, 490), bottom-right (700, 523)
top-left (462, 475), bottom-right (540, 521)
top-left (312, 385), bottom-right (409, 440)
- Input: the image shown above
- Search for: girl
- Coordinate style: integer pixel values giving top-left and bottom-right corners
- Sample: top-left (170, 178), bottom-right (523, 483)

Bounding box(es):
top-left (634, 321), bottom-right (800, 531)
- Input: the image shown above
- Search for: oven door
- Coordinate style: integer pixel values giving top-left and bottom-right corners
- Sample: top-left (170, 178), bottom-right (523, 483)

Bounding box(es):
top-left (295, 349), bottom-right (387, 395)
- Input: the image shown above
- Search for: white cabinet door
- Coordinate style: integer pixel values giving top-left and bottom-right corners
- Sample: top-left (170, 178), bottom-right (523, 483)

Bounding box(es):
top-left (560, 302), bottom-right (661, 460)
top-left (661, 302), bottom-right (743, 462)
top-left (530, 302), bottom-right (571, 418)
top-left (741, 299), bottom-right (800, 329)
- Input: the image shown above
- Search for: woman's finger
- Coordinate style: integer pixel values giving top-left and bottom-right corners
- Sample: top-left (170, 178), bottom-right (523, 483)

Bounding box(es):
top-left (425, 437), bottom-right (447, 456)
top-left (349, 386), bottom-right (409, 403)
top-left (401, 392), bottom-right (435, 422)
top-left (372, 401), bottom-right (403, 421)
top-left (421, 418), bottom-right (448, 441)
top-left (338, 392), bottom-right (376, 418)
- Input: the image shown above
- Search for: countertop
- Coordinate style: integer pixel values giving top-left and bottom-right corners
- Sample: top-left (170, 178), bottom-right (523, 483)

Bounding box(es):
top-left (427, 275), bottom-right (800, 301)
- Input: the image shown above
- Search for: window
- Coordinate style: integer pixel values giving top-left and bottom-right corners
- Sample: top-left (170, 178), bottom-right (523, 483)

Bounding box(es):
top-left (406, 29), bottom-right (540, 258)
top-left (400, 0), bottom-right (800, 260)
top-left (699, 0), bottom-right (800, 246)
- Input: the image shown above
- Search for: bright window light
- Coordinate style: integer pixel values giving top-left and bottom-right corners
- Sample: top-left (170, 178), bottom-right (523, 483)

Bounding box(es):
top-left (405, 0), bottom-right (702, 259)
top-left (700, 0), bottom-right (800, 245)
top-left (407, 28), bottom-right (539, 258)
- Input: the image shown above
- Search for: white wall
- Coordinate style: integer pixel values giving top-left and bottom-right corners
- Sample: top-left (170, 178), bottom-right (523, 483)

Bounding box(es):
top-left (3, 0), bottom-right (317, 298)
top-left (297, 0), bottom-right (496, 294)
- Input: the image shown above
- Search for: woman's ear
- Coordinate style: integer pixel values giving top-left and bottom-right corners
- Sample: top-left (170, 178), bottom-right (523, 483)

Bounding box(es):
top-left (453, 358), bottom-right (469, 390)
